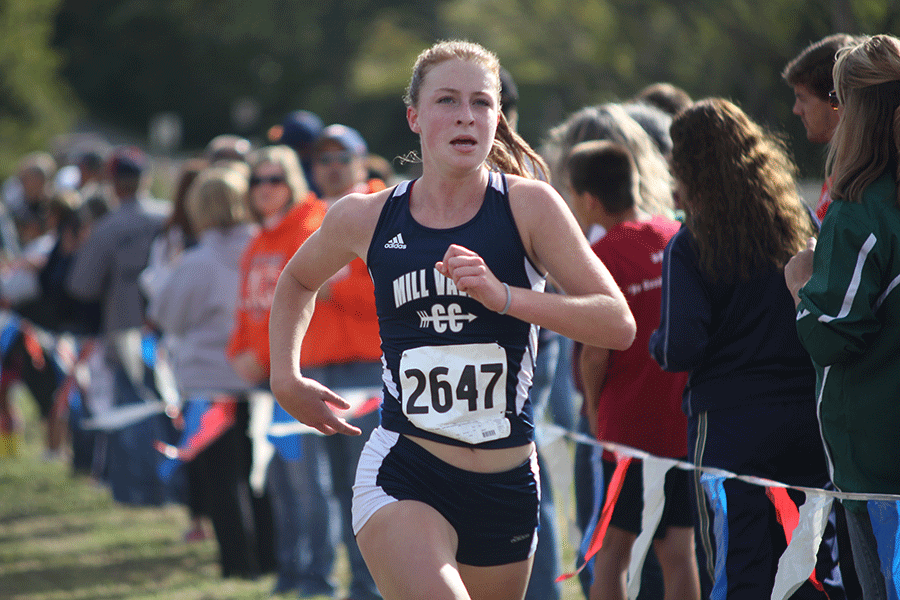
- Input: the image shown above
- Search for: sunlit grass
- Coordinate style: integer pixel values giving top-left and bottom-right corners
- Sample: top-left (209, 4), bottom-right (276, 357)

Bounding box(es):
top-left (1, 392), bottom-right (584, 600)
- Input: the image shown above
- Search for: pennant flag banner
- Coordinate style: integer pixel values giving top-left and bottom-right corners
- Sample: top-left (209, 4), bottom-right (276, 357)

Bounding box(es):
top-left (50, 339), bottom-right (97, 420)
top-left (701, 473), bottom-right (730, 600)
top-left (81, 400), bottom-right (167, 431)
top-left (557, 454), bottom-right (632, 582)
top-left (539, 424), bottom-right (579, 555)
top-left (19, 321), bottom-right (46, 370)
top-left (248, 391), bottom-right (276, 496)
top-left (267, 401), bottom-right (305, 461)
top-left (155, 395), bottom-right (237, 482)
top-left (266, 385), bottom-right (383, 444)
top-left (538, 423), bottom-right (900, 597)
top-left (244, 387), bottom-right (383, 492)
top-left (0, 312), bottom-right (20, 354)
top-left (574, 448), bottom-right (606, 585)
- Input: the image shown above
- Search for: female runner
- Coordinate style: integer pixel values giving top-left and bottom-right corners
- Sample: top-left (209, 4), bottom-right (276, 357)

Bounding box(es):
top-left (269, 40), bottom-right (635, 600)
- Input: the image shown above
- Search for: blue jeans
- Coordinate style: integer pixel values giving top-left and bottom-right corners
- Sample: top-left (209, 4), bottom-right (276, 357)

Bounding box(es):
top-left (845, 506), bottom-right (892, 600)
top-left (548, 334), bottom-right (578, 432)
top-left (526, 332), bottom-right (563, 600)
top-left (106, 364), bottom-right (178, 506)
top-left (306, 361), bottom-right (383, 600)
top-left (266, 427), bottom-right (336, 595)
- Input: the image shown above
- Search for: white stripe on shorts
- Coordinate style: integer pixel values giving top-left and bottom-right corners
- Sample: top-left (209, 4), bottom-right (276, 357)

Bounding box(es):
top-left (352, 426), bottom-right (402, 535)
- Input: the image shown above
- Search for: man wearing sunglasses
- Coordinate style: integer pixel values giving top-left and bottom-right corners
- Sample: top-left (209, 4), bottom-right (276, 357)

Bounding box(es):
top-left (305, 123), bottom-right (386, 600)
top-left (783, 33), bottom-right (862, 220)
top-left (780, 33), bottom-right (867, 600)
top-left (311, 124), bottom-right (378, 202)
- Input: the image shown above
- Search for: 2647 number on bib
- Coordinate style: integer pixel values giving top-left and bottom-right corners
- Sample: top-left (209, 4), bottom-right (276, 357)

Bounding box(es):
top-left (400, 343), bottom-right (510, 444)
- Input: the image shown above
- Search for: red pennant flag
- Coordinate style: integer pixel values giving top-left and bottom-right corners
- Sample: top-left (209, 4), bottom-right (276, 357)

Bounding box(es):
top-left (20, 322), bottom-right (45, 370)
top-left (557, 455), bottom-right (634, 581)
top-left (354, 395), bottom-right (382, 418)
top-left (155, 396), bottom-right (237, 462)
top-left (768, 486), bottom-right (800, 543)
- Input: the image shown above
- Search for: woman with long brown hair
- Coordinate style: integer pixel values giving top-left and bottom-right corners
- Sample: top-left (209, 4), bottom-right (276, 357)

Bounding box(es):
top-left (650, 98), bottom-right (838, 599)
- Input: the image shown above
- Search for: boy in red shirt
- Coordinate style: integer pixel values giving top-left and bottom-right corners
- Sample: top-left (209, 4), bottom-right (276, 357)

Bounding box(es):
top-left (567, 140), bottom-right (699, 600)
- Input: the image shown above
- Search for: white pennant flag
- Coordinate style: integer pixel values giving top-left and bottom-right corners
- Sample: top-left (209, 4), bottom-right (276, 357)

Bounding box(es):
top-left (770, 491), bottom-right (833, 600)
top-left (628, 458), bottom-right (677, 600)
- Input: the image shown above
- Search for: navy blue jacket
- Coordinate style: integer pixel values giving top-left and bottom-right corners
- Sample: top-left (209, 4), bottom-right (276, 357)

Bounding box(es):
top-left (649, 226), bottom-right (816, 417)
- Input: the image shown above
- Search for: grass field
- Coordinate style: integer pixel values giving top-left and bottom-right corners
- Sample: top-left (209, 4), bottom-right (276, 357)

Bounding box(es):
top-left (0, 427), bottom-right (279, 598)
top-left (0, 394), bottom-right (584, 600)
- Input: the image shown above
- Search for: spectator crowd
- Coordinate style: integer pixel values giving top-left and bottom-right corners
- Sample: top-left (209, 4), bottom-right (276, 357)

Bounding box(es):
top-left (3, 32), bottom-right (899, 600)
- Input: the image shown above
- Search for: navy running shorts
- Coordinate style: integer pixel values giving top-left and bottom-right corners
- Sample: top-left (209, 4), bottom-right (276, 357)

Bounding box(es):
top-left (353, 426), bottom-right (540, 566)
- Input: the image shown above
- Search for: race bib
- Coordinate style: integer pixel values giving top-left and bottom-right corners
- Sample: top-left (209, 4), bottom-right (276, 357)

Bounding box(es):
top-left (400, 343), bottom-right (510, 444)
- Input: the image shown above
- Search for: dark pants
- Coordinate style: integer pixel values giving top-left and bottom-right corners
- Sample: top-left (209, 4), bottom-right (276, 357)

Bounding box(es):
top-left (106, 366), bottom-right (176, 506)
top-left (190, 401), bottom-right (274, 578)
top-left (689, 402), bottom-right (842, 600)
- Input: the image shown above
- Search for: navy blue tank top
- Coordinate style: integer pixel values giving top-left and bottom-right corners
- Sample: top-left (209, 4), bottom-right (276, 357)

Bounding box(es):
top-left (366, 172), bottom-right (546, 448)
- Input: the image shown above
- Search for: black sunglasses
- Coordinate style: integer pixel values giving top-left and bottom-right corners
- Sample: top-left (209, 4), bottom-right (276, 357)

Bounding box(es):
top-left (315, 151), bottom-right (353, 166)
top-left (828, 90), bottom-right (839, 110)
top-left (250, 174), bottom-right (286, 187)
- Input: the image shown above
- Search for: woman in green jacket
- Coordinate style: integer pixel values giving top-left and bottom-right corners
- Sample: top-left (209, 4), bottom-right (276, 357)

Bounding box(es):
top-left (785, 34), bottom-right (900, 600)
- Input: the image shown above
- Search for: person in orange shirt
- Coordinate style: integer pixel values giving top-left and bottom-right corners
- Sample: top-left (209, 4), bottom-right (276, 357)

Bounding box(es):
top-left (226, 144), bottom-right (332, 596)
top-left (305, 124), bottom-right (385, 600)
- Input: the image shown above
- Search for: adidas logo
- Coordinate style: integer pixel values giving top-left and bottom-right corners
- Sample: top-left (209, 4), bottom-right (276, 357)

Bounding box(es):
top-left (384, 233), bottom-right (407, 249)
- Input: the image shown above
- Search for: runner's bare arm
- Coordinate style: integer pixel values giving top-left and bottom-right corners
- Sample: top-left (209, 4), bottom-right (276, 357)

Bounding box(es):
top-left (268, 190), bottom-right (388, 435)
top-left (438, 177), bottom-right (635, 350)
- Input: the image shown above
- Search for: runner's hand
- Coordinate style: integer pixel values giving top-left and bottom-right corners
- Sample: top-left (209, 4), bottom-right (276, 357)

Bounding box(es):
top-left (272, 375), bottom-right (362, 436)
top-left (436, 244), bottom-right (509, 313)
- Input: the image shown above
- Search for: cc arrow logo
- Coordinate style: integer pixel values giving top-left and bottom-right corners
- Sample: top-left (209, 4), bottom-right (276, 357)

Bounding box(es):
top-left (417, 303), bottom-right (477, 332)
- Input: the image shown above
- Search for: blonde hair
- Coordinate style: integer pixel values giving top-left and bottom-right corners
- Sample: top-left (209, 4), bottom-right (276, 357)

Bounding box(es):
top-left (827, 34), bottom-right (900, 207)
top-left (18, 151), bottom-right (56, 177)
top-left (246, 145), bottom-right (310, 222)
top-left (404, 40), bottom-right (548, 180)
top-left (543, 103), bottom-right (674, 217)
top-left (186, 165), bottom-right (249, 232)
top-left (670, 98), bottom-right (814, 281)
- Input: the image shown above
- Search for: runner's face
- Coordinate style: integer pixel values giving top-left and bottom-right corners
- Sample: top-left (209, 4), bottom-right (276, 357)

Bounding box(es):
top-left (407, 58), bottom-right (500, 172)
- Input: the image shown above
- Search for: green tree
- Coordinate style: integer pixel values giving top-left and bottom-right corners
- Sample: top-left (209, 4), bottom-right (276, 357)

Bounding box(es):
top-left (52, 0), bottom-right (426, 155)
top-left (54, 0), bottom-right (282, 149)
top-left (437, 0), bottom-right (900, 176)
top-left (0, 0), bottom-right (78, 179)
top-left (50, 0), bottom-right (900, 174)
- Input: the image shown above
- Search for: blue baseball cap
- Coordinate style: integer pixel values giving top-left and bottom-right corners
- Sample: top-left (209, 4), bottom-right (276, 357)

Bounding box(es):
top-left (107, 145), bottom-right (147, 177)
top-left (314, 124), bottom-right (367, 156)
top-left (276, 110), bottom-right (324, 151)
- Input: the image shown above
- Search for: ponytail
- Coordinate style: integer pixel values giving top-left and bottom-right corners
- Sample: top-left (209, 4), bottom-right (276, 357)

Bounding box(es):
top-left (488, 113), bottom-right (549, 181)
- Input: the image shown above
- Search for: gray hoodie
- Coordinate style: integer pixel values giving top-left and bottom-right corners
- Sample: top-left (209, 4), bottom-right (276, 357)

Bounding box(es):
top-left (148, 224), bottom-right (256, 395)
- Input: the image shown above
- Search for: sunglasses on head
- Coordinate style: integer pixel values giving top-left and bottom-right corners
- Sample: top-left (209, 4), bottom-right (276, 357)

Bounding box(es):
top-left (316, 151), bottom-right (353, 166)
top-left (828, 90), bottom-right (839, 110)
top-left (250, 174), bottom-right (286, 187)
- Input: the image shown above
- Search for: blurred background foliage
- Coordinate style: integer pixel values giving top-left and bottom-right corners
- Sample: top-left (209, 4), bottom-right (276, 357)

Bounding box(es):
top-left (2, 0), bottom-right (899, 181)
